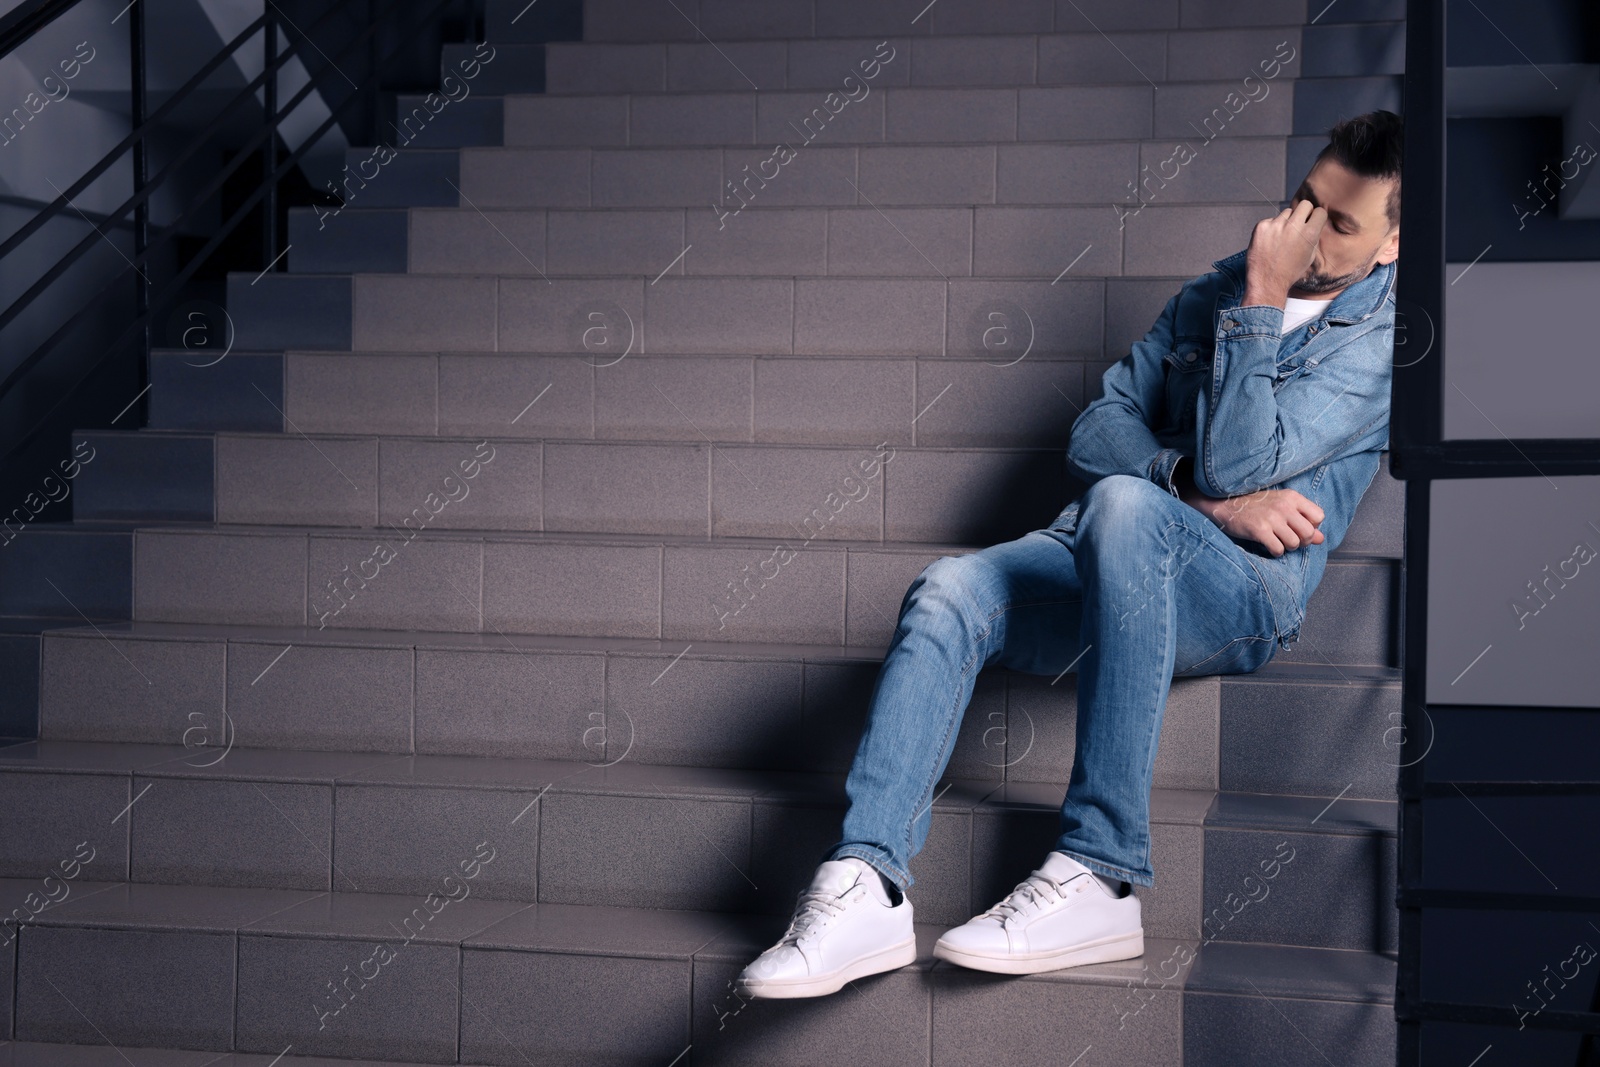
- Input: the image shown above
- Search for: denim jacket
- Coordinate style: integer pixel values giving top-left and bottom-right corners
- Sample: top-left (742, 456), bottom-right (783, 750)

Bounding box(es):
top-left (1057, 246), bottom-right (1397, 648)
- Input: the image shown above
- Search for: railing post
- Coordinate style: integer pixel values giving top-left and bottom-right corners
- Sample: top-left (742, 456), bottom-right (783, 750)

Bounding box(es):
top-left (368, 0), bottom-right (380, 141)
top-left (129, 0), bottom-right (149, 405)
top-left (262, 3), bottom-right (278, 268)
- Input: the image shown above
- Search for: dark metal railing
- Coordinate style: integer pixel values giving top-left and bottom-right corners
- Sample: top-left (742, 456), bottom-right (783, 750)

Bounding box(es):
top-left (0, 0), bottom-right (469, 464)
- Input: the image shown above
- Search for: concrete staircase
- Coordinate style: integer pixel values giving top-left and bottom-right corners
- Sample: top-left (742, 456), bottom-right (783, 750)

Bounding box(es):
top-left (0, 0), bottom-right (1408, 1063)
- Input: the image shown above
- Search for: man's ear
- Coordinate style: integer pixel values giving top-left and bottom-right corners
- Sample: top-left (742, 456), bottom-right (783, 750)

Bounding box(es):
top-left (1376, 227), bottom-right (1399, 266)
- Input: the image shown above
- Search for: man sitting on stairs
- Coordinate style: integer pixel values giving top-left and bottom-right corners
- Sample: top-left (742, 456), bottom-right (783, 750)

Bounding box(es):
top-left (737, 110), bottom-right (1404, 997)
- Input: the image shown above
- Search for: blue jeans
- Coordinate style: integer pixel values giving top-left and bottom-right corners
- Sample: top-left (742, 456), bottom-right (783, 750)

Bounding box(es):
top-left (823, 474), bottom-right (1294, 891)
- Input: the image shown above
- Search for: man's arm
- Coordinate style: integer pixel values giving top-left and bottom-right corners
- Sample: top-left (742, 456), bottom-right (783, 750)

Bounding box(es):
top-left (1173, 456), bottom-right (1326, 557)
top-left (1192, 201), bottom-right (1392, 497)
top-left (1193, 309), bottom-right (1391, 498)
top-left (1066, 292), bottom-right (1190, 494)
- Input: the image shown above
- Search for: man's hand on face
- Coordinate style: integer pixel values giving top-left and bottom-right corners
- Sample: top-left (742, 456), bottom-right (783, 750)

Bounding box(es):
top-left (1242, 198), bottom-right (1327, 308)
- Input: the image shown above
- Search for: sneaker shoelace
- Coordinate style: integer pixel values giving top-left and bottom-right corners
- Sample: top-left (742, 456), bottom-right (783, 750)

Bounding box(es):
top-left (777, 886), bottom-right (853, 948)
top-left (979, 870), bottom-right (1067, 924)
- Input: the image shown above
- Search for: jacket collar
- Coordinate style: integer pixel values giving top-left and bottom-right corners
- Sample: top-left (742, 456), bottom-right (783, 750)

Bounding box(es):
top-left (1210, 247), bottom-right (1396, 325)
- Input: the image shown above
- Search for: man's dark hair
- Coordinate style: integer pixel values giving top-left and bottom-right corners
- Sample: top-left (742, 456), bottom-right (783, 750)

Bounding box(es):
top-left (1315, 109), bottom-right (1403, 230)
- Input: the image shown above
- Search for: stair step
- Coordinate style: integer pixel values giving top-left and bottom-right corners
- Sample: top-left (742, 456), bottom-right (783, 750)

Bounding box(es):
top-left (494, 76), bottom-right (1399, 149)
top-left (285, 208), bottom-right (408, 275)
top-left (315, 129), bottom-right (1384, 216)
top-left (289, 180), bottom-right (1301, 277)
top-left (0, 872), bottom-right (1394, 1064)
top-left (484, 0), bottom-right (582, 43)
top-left (99, 435), bottom-right (1075, 541)
top-left (219, 266), bottom-right (1163, 356)
top-left (141, 344), bottom-right (1139, 441)
top-left (299, 137), bottom-right (1294, 223)
top-left (229, 267), bottom-right (1267, 354)
top-left (225, 274), bottom-right (351, 352)
top-left (542, 27), bottom-right (1334, 95)
top-left (0, 616), bottom-right (55, 741)
top-left (572, 0), bottom-right (1404, 42)
top-left (387, 94), bottom-right (501, 149)
top-left (75, 430), bottom-right (1402, 556)
top-left (147, 351), bottom-right (285, 434)
top-left (541, 23), bottom-right (1400, 96)
top-left (496, 81), bottom-right (1302, 149)
top-left (91, 519), bottom-right (1395, 658)
top-left (9, 516), bottom-right (1397, 673)
top-left (1291, 73), bottom-right (1402, 141)
top-left (336, 146), bottom-right (460, 209)
top-left (71, 433), bottom-right (213, 523)
top-left (0, 739), bottom-right (1393, 950)
top-left (1183, 942), bottom-right (1396, 1066)
top-left (1221, 662), bottom-right (1401, 800)
top-left (28, 621), bottom-right (1398, 797)
top-left (0, 525), bottom-right (132, 622)
top-left (440, 40), bottom-right (545, 95)
top-left (288, 201), bottom-right (1326, 280)
top-left (32, 617), bottom-right (1220, 788)
top-left (154, 348), bottom-right (1117, 443)
top-left (289, 350), bottom-right (1092, 445)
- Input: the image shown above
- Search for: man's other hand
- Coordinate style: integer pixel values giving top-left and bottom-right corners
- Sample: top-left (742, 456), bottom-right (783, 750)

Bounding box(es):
top-left (1183, 485), bottom-right (1326, 556)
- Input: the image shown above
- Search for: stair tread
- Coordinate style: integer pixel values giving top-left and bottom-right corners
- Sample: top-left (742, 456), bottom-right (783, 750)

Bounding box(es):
top-left (543, 22), bottom-right (1400, 44)
top-left (1223, 660), bottom-right (1399, 685)
top-left (294, 198), bottom-right (1296, 212)
top-left (1208, 790), bottom-right (1396, 835)
top-left (154, 348), bottom-right (1133, 361)
top-left (32, 616), bottom-right (892, 659)
top-left (128, 519), bottom-right (983, 553)
top-left (6, 869), bottom-right (1397, 997)
top-left (34, 618), bottom-right (1407, 679)
top-left (229, 265), bottom-right (1245, 280)
top-left (398, 73), bottom-right (1395, 102)
top-left (429, 132), bottom-right (1305, 148)
top-left (109, 518), bottom-right (1398, 563)
top-left (364, 133), bottom-right (1318, 150)
top-left (0, 738), bottom-right (1392, 826)
top-left (1184, 941), bottom-right (1396, 1004)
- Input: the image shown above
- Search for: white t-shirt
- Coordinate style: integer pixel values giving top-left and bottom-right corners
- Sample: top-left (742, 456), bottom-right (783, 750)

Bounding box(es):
top-left (1281, 295), bottom-right (1332, 333)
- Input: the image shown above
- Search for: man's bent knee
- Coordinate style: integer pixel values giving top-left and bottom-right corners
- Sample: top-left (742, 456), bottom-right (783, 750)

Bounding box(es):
top-left (906, 553), bottom-right (994, 622)
top-left (1077, 475), bottom-right (1175, 541)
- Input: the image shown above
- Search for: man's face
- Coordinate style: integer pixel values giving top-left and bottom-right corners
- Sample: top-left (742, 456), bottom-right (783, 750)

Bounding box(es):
top-left (1286, 156), bottom-right (1401, 297)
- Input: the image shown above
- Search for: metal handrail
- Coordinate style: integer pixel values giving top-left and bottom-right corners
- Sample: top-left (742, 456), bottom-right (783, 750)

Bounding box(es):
top-left (0, 0), bottom-right (463, 460)
top-left (0, 8), bottom-right (328, 344)
top-left (0, 10), bottom-right (269, 262)
top-left (0, 0), bottom-right (81, 62)
top-left (0, 0), bottom-right (384, 330)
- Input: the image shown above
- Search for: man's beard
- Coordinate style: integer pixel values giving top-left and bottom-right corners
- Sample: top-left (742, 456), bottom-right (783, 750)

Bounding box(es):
top-left (1293, 245), bottom-right (1381, 295)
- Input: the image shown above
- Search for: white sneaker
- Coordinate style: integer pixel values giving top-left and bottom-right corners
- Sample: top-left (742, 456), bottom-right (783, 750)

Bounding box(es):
top-left (734, 857), bottom-right (916, 999)
top-left (933, 850), bottom-right (1143, 975)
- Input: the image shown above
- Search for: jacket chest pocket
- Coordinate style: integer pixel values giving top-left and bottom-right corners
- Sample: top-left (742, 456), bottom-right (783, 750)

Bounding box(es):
top-left (1161, 345), bottom-right (1211, 432)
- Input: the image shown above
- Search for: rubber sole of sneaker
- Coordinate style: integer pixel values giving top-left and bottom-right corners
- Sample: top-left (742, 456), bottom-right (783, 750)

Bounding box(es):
top-left (734, 936), bottom-right (918, 999)
top-left (931, 929), bottom-right (1145, 975)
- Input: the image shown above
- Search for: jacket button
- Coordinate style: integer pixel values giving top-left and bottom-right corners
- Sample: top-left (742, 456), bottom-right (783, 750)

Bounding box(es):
top-left (1184, 351), bottom-right (1198, 362)
top-left (1219, 318), bottom-right (1236, 330)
